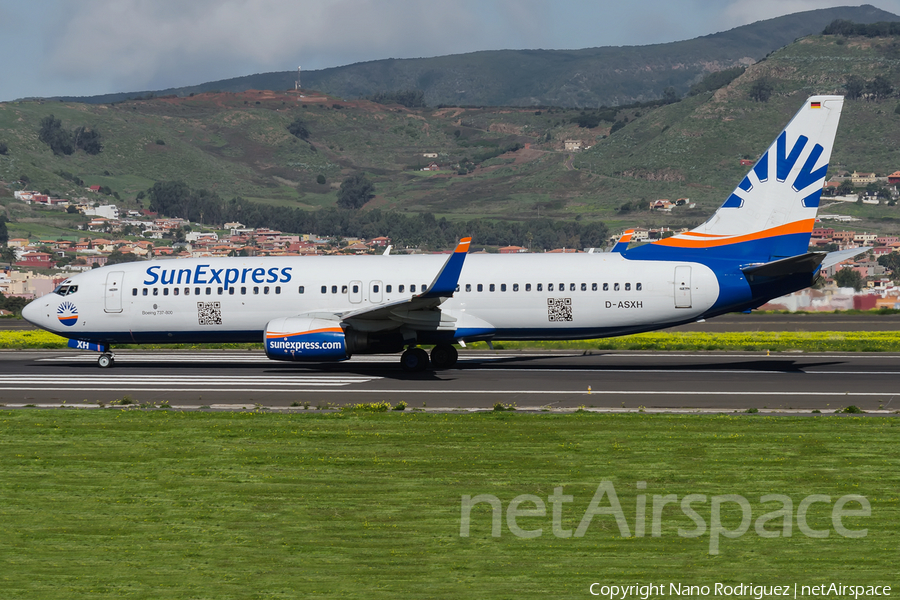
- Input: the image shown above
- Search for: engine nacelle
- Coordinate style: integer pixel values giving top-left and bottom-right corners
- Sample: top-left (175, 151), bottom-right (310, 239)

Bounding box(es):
top-left (264, 317), bottom-right (349, 362)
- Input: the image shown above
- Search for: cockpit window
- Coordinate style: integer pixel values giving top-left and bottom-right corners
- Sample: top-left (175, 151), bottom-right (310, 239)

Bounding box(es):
top-left (53, 284), bottom-right (78, 296)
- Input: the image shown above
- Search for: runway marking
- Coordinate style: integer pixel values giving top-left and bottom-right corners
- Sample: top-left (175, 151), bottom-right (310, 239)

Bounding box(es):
top-left (473, 368), bottom-right (900, 375)
top-left (0, 374), bottom-right (380, 390)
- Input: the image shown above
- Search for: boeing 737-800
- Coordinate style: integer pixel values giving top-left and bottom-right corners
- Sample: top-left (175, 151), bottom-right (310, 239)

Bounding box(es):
top-left (23, 96), bottom-right (855, 371)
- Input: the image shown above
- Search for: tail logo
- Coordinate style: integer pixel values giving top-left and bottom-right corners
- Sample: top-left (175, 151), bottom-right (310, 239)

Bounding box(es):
top-left (57, 301), bottom-right (78, 327)
top-left (723, 132), bottom-right (826, 210)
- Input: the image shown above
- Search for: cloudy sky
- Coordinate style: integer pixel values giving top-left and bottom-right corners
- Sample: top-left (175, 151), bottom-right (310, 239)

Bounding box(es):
top-left (1, 0), bottom-right (899, 101)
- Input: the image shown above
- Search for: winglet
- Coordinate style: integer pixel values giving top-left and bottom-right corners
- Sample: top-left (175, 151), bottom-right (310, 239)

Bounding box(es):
top-left (611, 229), bottom-right (634, 254)
top-left (420, 237), bottom-right (471, 298)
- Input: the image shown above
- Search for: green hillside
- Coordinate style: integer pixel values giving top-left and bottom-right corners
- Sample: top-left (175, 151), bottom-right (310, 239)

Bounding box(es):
top-left (50, 5), bottom-right (897, 108)
top-left (2, 33), bottom-right (900, 241)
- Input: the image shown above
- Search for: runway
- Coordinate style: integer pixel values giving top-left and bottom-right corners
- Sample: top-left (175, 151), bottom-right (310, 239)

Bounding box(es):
top-left (2, 349), bottom-right (898, 413)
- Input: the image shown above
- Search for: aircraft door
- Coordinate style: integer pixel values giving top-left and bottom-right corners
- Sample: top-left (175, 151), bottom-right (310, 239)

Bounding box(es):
top-left (104, 271), bottom-right (125, 313)
top-left (674, 266), bottom-right (691, 308)
top-left (369, 280), bottom-right (383, 304)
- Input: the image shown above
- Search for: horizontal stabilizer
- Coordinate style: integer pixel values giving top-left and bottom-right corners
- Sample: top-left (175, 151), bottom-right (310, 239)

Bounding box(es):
top-left (741, 252), bottom-right (825, 278)
top-left (821, 247), bottom-right (871, 270)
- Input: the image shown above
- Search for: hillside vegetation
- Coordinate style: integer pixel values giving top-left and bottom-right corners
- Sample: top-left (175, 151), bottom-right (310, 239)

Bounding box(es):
top-left (2, 32), bottom-right (900, 242)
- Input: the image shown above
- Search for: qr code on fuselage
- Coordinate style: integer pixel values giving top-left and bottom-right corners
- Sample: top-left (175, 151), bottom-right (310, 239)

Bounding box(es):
top-left (548, 297), bottom-right (573, 321)
top-left (197, 301), bottom-right (222, 325)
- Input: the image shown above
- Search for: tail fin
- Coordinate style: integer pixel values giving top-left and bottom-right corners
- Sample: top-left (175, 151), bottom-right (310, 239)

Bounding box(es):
top-left (646, 96), bottom-right (844, 262)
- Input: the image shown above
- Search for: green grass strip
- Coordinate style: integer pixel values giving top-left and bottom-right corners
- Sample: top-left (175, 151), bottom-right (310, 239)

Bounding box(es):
top-left (5, 330), bottom-right (900, 352)
top-left (0, 411), bottom-right (896, 598)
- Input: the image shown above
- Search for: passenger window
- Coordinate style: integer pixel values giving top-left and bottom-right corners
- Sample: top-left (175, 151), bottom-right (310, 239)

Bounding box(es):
top-left (513, 283), bottom-right (519, 292)
top-left (581, 283), bottom-right (586, 291)
top-left (625, 283), bottom-right (631, 291)
top-left (410, 284), bottom-right (416, 293)
top-left (477, 284), bottom-right (483, 292)
top-left (185, 288), bottom-right (190, 296)
top-left (275, 286), bottom-right (281, 294)
top-left (490, 284), bottom-right (495, 292)
top-left (299, 286), bottom-right (305, 294)
top-left (537, 283), bottom-right (542, 292)
top-left (466, 284), bottom-right (471, 292)
top-left (614, 283), bottom-right (620, 291)
top-left (383, 285), bottom-right (389, 293)
top-left (455, 285), bottom-right (460, 292)
top-left (421, 284), bottom-right (427, 292)
top-left (195, 287), bottom-right (200, 295)
top-left (548, 283), bottom-right (554, 291)
top-left (132, 288), bottom-right (138, 296)
top-left (373, 284), bottom-right (380, 293)
top-left (253, 287), bottom-right (259, 295)
top-left (174, 288), bottom-right (179, 296)
top-left (229, 288), bottom-right (235, 295)
top-left (241, 287), bottom-right (247, 295)
top-left (399, 285), bottom-right (405, 293)
top-left (603, 283), bottom-right (609, 291)
top-left (217, 287), bottom-right (223, 295)
top-left (592, 283), bottom-right (598, 291)
top-left (500, 284), bottom-right (506, 292)
top-left (636, 283), bottom-right (642, 291)
top-left (143, 289), bottom-right (148, 296)
top-left (321, 286), bottom-right (327, 294)
top-left (264, 286), bottom-right (270, 294)
top-left (525, 283), bottom-right (531, 292)
top-left (153, 288), bottom-right (159, 296)
top-left (206, 287), bottom-right (211, 295)
top-left (331, 285), bottom-right (337, 294)
top-left (163, 288), bottom-right (169, 296)
top-left (342, 285), bottom-right (348, 294)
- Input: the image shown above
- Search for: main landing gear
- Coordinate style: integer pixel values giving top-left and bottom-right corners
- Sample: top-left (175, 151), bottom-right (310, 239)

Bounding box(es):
top-left (98, 352), bottom-right (115, 368)
top-left (400, 344), bottom-right (458, 372)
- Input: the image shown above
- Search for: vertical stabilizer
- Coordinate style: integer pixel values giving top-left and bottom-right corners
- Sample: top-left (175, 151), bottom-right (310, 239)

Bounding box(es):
top-left (648, 96), bottom-right (844, 261)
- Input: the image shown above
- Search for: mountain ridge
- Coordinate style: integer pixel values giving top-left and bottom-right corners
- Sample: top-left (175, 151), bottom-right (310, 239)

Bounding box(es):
top-left (46, 5), bottom-right (898, 108)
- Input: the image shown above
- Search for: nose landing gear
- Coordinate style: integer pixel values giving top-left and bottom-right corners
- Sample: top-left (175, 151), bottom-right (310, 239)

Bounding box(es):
top-left (98, 353), bottom-right (115, 368)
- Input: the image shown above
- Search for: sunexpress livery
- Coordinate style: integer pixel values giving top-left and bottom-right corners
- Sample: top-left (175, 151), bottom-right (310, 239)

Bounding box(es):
top-left (24, 96), bottom-right (857, 371)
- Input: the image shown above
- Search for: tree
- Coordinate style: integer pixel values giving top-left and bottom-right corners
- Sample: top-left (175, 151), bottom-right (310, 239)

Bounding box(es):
top-left (72, 126), bottom-right (102, 154)
top-left (662, 86), bottom-right (679, 104)
top-left (287, 118), bottom-right (310, 140)
top-left (0, 245), bottom-right (16, 266)
top-left (838, 180), bottom-right (854, 195)
top-left (316, 174), bottom-right (326, 185)
top-left (106, 249), bottom-right (141, 265)
top-left (0, 216), bottom-right (8, 245)
top-left (748, 78), bottom-right (773, 103)
top-left (834, 267), bottom-right (864, 291)
top-left (844, 75), bottom-right (866, 100)
top-left (336, 174), bottom-right (375, 210)
top-left (38, 115), bottom-right (74, 156)
top-left (877, 252), bottom-right (900, 274)
top-left (866, 75), bottom-right (894, 102)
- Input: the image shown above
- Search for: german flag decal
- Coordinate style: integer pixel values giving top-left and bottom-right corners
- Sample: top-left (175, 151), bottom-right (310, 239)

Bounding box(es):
top-left (810, 101), bottom-right (822, 109)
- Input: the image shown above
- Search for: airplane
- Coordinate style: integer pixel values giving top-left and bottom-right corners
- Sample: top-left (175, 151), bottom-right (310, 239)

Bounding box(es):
top-left (23, 95), bottom-right (856, 371)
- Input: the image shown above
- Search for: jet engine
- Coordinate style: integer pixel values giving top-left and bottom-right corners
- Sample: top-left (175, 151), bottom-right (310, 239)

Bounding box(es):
top-left (264, 317), bottom-right (405, 361)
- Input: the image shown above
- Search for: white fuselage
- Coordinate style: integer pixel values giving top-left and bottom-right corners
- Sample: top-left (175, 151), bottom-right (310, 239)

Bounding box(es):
top-left (24, 253), bottom-right (719, 345)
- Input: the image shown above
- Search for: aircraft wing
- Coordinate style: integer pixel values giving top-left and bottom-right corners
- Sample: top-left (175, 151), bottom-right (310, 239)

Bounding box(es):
top-left (296, 237), bottom-right (471, 331)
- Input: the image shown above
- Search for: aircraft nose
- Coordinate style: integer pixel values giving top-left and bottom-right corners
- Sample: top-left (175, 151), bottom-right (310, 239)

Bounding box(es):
top-left (21, 299), bottom-right (44, 327)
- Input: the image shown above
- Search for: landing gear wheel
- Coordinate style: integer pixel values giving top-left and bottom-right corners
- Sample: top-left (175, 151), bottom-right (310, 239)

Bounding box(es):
top-left (400, 347), bottom-right (430, 372)
top-left (98, 353), bottom-right (114, 368)
top-left (430, 344), bottom-right (458, 369)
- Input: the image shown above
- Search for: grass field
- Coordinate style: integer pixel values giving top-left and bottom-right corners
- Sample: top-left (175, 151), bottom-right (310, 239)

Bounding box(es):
top-left (2, 329), bottom-right (900, 353)
top-left (0, 410), bottom-right (896, 598)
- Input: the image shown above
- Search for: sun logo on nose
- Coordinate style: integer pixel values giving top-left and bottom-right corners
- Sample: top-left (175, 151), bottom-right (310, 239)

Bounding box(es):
top-left (57, 301), bottom-right (78, 327)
